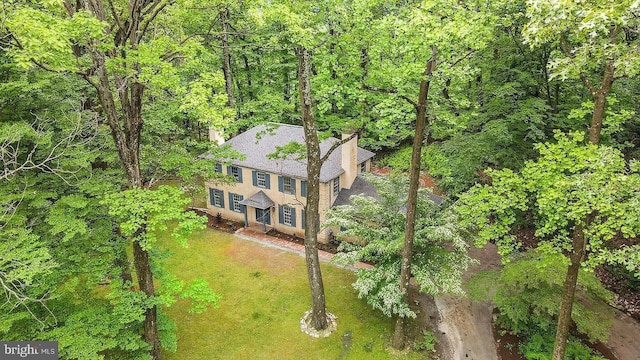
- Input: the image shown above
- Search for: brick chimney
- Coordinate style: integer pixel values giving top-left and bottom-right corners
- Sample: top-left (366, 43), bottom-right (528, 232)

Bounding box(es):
top-left (341, 132), bottom-right (358, 189)
top-left (209, 127), bottom-right (225, 145)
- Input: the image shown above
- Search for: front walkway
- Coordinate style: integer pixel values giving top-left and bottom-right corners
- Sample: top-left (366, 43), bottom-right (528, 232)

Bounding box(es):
top-left (234, 227), bottom-right (372, 271)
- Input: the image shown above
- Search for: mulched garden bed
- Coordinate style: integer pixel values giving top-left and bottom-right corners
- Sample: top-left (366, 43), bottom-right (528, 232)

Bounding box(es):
top-left (190, 208), bottom-right (340, 253)
top-left (191, 208), bottom-right (244, 233)
top-left (596, 266), bottom-right (640, 322)
top-left (264, 229), bottom-right (340, 253)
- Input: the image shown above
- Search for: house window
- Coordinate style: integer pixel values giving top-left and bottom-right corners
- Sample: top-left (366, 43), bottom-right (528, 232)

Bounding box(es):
top-left (231, 166), bottom-right (241, 182)
top-left (278, 176), bottom-right (296, 194)
top-left (333, 177), bottom-right (340, 196)
top-left (279, 205), bottom-right (296, 227)
top-left (209, 188), bottom-right (224, 208)
top-left (257, 172), bottom-right (266, 187)
top-left (360, 162), bottom-right (366, 173)
top-left (283, 206), bottom-right (293, 226)
top-left (252, 171), bottom-right (270, 189)
top-left (283, 177), bottom-right (293, 193)
top-left (215, 164), bottom-right (222, 173)
top-left (230, 193), bottom-right (243, 212)
top-left (256, 208), bottom-right (271, 225)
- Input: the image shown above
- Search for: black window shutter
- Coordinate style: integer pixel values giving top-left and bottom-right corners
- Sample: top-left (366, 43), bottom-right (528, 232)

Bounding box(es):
top-left (278, 205), bottom-right (284, 224)
top-left (301, 181), bottom-right (307, 197)
top-left (278, 176), bottom-right (283, 192)
top-left (265, 174), bottom-right (271, 189)
top-left (252, 170), bottom-right (257, 186)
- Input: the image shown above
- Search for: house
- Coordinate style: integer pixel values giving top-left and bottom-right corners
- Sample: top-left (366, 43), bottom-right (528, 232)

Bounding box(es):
top-left (203, 123), bottom-right (375, 243)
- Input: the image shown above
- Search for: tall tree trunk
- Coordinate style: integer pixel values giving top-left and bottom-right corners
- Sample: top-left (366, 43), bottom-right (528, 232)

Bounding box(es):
top-left (133, 238), bottom-right (161, 359)
top-left (552, 223), bottom-right (587, 360)
top-left (242, 54), bottom-right (254, 101)
top-left (589, 83), bottom-right (612, 145)
top-left (72, 2), bottom-right (167, 358)
top-left (284, 55), bottom-right (292, 102)
top-left (220, 7), bottom-right (235, 108)
top-left (297, 46), bottom-right (328, 331)
top-left (329, 22), bottom-right (338, 114)
top-left (392, 47), bottom-right (437, 350)
top-left (587, 26), bottom-right (616, 145)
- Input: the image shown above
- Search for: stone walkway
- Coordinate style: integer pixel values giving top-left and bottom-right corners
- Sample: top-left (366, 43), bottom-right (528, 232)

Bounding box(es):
top-left (234, 227), bottom-right (372, 271)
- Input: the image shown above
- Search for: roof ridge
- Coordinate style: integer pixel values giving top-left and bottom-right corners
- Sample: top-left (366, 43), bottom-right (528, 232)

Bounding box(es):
top-left (264, 122), bottom-right (302, 129)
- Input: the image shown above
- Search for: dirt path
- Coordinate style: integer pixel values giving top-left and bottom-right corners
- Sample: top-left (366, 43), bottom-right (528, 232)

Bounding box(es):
top-left (607, 308), bottom-right (640, 360)
top-left (415, 244), bottom-right (501, 360)
top-left (433, 295), bottom-right (498, 360)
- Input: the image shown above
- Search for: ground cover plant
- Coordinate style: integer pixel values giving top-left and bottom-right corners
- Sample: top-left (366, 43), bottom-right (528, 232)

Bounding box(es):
top-left (158, 227), bottom-right (424, 359)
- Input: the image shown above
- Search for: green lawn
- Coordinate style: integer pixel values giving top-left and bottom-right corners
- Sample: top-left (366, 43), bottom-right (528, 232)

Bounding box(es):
top-left (158, 227), bottom-right (425, 360)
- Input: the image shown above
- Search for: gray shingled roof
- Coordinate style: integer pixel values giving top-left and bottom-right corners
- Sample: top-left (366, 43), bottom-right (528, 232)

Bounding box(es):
top-left (205, 123), bottom-right (375, 182)
top-left (333, 175), bottom-right (444, 207)
top-left (333, 175), bottom-right (380, 206)
top-left (239, 191), bottom-right (274, 209)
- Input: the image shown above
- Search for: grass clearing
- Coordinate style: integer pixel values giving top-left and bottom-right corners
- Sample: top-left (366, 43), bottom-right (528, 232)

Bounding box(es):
top-left (158, 227), bottom-right (424, 360)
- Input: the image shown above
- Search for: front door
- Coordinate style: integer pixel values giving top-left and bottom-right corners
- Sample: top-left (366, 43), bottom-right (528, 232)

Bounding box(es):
top-left (255, 208), bottom-right (271, 226)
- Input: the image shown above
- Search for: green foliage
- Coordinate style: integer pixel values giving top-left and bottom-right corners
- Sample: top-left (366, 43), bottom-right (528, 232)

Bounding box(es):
top-left (376, 145), bottom-right (420, 172)
top-left (178, 71), bottom-right (235, 130)
top-left (412, 330), bottom-right (438, 352)
top-left (158, 310), bottom-right (178, 354)
top-left (6, 7), bottom-right (108, 70)
top-left (523, 0), bottom-right (640, 80)
top-left (519, 331), bottom-right (605, 360)
top-left (492, 249), bottom-right (614, 342)
top-left (459, 132), bottom-right (640, 273)
top-left (48, 308), bottom-right (150, 360)
top-left (0, 224), bottom-right (56, 330)
top-left (102, 186), bottom-right (207, 249)
top-left (423, 122), bottom-right (525, 196)
top-left (327, 174), bottom-right (476, 318)
top-left (465, 270), bottom-right (500, 302)
top-left (155, 270), bottom-right (220, 315)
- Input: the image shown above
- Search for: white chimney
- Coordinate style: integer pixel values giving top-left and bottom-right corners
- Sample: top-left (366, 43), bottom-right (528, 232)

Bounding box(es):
top-left (341, 132), bottom-right (358, 189)
top-left (209, 127), bottom-right (225, 145)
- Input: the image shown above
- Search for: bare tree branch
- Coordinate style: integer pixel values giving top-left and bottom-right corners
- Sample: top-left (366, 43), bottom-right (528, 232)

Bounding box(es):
top-left (0, 114), bottom-right (97, 184)
top-left (319, 130), bottom-right (361, 164)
